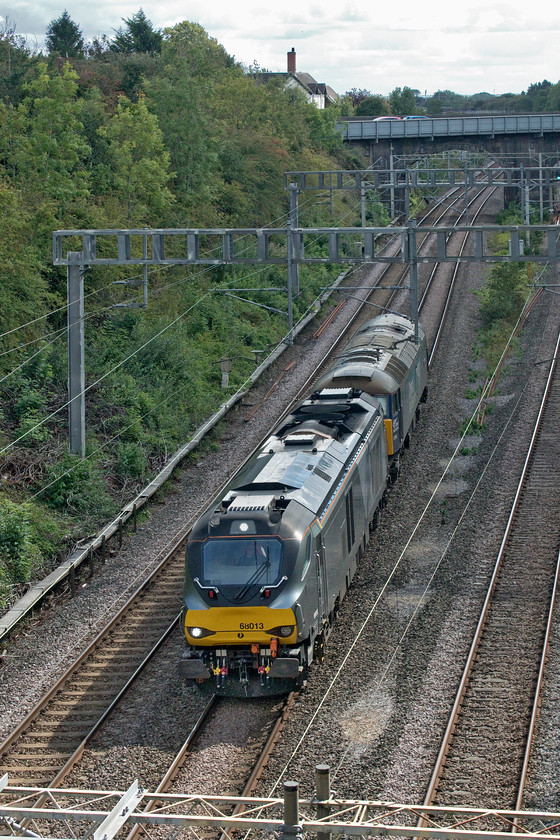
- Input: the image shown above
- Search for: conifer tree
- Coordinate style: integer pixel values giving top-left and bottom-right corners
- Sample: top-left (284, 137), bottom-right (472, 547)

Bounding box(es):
top-left (45, 11), bottom-right (85, 59)
top-left (111, 10), bottom-right (162, 55)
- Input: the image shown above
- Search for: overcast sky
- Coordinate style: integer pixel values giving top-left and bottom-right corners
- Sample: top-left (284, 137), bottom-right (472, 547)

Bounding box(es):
top-left (4, 0), bottom-right (559, 97)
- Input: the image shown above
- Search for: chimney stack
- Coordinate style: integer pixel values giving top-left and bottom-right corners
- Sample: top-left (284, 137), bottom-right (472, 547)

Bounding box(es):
top-left (287, 47), bottom-right (296, 74)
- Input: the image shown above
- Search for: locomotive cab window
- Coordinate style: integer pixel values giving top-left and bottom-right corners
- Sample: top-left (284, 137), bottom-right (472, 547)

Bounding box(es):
top-left (301, 534), bottom-right (313, 581)
top-left (200, 538), bottom-right (283, 588)
top-left (379, 396), bottom-right (391, 417)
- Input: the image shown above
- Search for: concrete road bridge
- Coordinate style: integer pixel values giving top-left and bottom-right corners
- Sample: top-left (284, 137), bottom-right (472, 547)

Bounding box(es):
top-left (339, 114), bottom-right (560, 166)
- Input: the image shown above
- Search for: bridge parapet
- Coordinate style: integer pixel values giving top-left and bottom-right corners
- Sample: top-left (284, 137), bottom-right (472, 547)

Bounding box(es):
top-left (340, 114), bottom-right (560, 141)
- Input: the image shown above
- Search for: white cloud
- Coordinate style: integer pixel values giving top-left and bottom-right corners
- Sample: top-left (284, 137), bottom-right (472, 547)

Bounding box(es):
top-left (8, 0), bottom-right (560, 95)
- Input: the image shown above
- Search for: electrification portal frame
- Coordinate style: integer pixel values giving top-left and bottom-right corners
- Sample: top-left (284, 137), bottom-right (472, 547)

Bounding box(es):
top-left (54, 221), bottom-right (560, 456)
top-left (283, 165), bottom-right (560, 191)
top-left (283, 165), bottom-right (560, 224)
top-left (2, 772), bottom-right (560, 840)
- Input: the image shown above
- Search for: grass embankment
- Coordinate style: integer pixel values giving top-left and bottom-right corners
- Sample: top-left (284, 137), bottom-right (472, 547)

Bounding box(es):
top-left (462, 203), bottom-right (546, 441)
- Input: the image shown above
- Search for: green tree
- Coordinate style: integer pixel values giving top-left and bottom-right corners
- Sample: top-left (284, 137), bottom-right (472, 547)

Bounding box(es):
top-left (147, 69), bottom-right (213, 207)
top-left (0, 25), bottom-right (35, 105)
top-left (145, 22), bottom-right (235, 215)
top-left (426, 97), bottom-right (443, 116)
top-left (304, 102), bottom-right (343, 154)
top-left (111, 9), bottom-right (162, 55)
top-left (86, 34), bottom-right (111, 58)
top-left (0, 177), bottom-right (50, 371)
top-left (389, 86), bottom-right (416, 115)
top-left (525, 79), bottom-right (552, 111)
top-left (355, 95), bottom-right (390, 116)
top-left (159, 21), bottom-right (234, 74)
top-left (211, 72), bottom-right (286, 223)
top-left (427, 89), bottom-right (467, 113)
top-left (98, 94), bottom-right (174, 224)
top-left (545, 82), bottom-right (560, 112)
top-left (45, 11), bottom-right (85, 59)
top-left (12, 62), bottom-right (91, 219)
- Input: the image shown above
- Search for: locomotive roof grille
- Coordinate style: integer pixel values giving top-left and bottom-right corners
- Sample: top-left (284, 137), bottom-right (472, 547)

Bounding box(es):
top-left (384, 357), bottom-right (408, 380)
top-left (227, 494), bottom-right (275, 512)
top-left (313, 467), bottom-right (332, 482)
top-left (314, 387), bottom-right (354, 399)
top-left (283, 433), bottom-right (317, 446)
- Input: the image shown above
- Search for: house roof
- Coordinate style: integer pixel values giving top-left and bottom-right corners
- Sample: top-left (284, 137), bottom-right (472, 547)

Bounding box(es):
top-left (253, 65), bottom-right (338, 105)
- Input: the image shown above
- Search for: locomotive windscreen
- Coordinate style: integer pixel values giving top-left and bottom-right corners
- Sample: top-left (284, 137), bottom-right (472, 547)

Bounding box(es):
top-left (200, 537), bottom-right (283, 587)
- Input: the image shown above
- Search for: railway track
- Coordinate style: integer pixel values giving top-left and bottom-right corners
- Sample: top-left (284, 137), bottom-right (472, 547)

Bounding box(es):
top-left (422, 327), bottom-right (560, 812)
top-left (123, 690), bottom-right (297, 832)
top-left (0, 551), bottom-right (184, 786)
top-left (0, 177), bottom-right (502, 793)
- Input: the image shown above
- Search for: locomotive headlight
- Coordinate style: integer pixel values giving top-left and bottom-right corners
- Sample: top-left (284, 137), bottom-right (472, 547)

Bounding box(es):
top-left (267, 625), bottom-right (295, 638)
top-left (187, 626), bottom-right (215, 639)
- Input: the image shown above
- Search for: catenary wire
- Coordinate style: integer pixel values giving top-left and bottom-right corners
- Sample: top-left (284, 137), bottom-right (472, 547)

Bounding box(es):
top-left (0, 291), bottom-right (215, 456)
top-left (19, 277), bottom-right (334, 500)
top-left (264, 290), bottom-right (546, 797)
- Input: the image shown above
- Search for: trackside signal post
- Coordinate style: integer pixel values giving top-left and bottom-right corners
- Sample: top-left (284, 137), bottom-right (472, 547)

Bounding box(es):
top-left (59, 221), bottom-right (560, 456)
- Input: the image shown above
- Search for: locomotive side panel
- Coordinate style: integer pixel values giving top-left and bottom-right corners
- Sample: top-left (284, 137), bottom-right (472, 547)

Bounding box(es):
top-left (399, 334), bottom-right (428, 444)
top-left (319, 413), bottom-right (387, 625)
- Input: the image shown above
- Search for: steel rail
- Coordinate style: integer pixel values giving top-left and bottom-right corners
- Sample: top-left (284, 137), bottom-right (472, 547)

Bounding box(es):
top-left (123, 695), bottom-right (218, 840)
top-left (514, 545), bottom-right (560, 821)
top-left (0, 529), bottom-right (187, 761)
top-left (49, 613), bottom-right (182, 788)
top-left (123, 691), bottom-right (297, 840)
top-left (513, 330), bottom-right (560, 815)
top-left (214, 692), bottom-right (298, 840)
top-left (420, 324), bottom-right (560, 814)
top-left (423, 161), bottom-right (504, 362)
top-left (313, 178), bottom-right (497, 373)
top-left (427, 186), bottom-right (500, 364)
top-left (15, 614), bottom-right (183, 830)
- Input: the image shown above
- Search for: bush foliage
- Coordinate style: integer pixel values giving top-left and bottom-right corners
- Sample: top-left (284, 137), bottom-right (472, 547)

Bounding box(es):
top-left (0, 13), bottom-right (369, 607)
top-left (475, 204), bottom-right (535, 369)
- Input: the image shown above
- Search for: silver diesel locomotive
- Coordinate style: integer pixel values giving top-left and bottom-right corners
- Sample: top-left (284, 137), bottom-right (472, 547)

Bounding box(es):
top-left (180, 314), bottom-right (428, 695)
